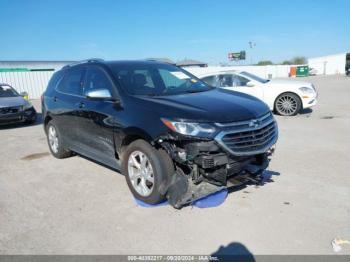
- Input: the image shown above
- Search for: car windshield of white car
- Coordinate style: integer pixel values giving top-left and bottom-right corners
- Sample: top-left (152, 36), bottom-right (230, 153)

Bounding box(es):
top-left (241, 71), bottom-right (269, 83)
top-left (0, 85), bottom-right (19, 98)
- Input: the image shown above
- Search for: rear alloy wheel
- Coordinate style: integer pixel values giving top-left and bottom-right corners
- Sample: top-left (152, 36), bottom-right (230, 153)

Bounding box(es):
top-left (46, 120), bottom-right (72, 159)
top-left (48, 125), bottom-right (59, 154)
top-left (275, 93), bottom-right (301, 116)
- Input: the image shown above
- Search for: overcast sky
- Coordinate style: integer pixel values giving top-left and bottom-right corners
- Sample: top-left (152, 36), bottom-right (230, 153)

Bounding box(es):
top-left (1, 0), bottom-right (349, 64)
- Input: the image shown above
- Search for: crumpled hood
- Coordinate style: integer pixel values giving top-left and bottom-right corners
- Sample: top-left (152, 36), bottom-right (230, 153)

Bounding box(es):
top-left (134, 89), bottom-right (270, 123)
top-left (0, 96), bottom-right (28, 108)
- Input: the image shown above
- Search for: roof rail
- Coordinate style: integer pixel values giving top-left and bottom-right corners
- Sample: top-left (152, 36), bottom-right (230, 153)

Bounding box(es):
top-left (146, 58), bottom-right (176, 65)
top-left (62, 58), bottom-right (104, 69)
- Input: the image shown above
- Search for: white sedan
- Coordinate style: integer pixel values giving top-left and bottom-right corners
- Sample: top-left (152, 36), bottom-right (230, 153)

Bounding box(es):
top-left (198, 71), bottom-right (317, 116)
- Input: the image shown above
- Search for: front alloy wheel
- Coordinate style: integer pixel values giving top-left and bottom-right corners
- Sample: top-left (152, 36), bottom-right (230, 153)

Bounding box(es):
top-left (127, 151), bottom-right (155, 197)
top-left (275, 93), bottom-right (301, 116)
top-left (122, 139), bottom-right (174, 204)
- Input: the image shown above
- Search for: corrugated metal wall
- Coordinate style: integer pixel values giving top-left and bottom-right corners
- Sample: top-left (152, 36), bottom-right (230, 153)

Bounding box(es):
top-left (0, 61), bottom-right (73, 99)
top-left (0, 71), bottom-right (54, 99)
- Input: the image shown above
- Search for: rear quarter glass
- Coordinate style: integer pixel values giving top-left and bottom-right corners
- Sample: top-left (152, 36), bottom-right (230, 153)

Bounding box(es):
top-left (45, 70), bottom-right (66, 96)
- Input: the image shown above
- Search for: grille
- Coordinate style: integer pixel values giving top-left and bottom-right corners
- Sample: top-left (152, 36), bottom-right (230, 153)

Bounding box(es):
top-left (215, 113), bottom-right (278, 156)
top-left (0, 106), bottom-right (22, 115)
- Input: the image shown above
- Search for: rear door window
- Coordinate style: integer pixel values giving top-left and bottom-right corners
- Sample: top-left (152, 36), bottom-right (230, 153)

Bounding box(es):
top-left (57, 67), bottom-right (85, 96)
top-left (218, 74), bottom-right (233, 87)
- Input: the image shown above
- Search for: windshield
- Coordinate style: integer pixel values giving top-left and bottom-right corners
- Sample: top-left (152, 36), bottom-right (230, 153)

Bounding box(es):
top-left (109, 63), bottom-right (213, 96)
top-left (0, 85), bottom-right (19, 98)
top-left (240, 71), bottom-right (269, 83)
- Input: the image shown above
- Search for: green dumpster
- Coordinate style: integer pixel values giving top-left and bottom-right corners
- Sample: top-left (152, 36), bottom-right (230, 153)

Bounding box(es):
top-left (296, 65), bottom-right (309, 77)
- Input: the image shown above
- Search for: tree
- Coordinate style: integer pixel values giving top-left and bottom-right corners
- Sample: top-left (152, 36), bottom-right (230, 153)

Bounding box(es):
top-left (257, 60), bottom-right (273, 66)
top-left (290, 56), bottom-right (307, 65)
top-left (281, 60), bottom-right (291, 65)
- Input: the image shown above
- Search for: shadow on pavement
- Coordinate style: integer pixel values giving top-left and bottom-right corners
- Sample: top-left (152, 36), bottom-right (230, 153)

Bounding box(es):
top-left (211, 242), bottom-right (255, 262)
top-left (227, 170), bottom-right (280, 194)
top-left (299, 108), bottom-right (313, 115)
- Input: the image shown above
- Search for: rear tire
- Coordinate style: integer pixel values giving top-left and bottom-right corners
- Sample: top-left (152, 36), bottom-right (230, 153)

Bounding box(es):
top-left (121, 139), bottom-right (174, 204)
top-left (46, 120), bottom-right (72, 159)
top-left (274, 92), bottom-right (302, 116)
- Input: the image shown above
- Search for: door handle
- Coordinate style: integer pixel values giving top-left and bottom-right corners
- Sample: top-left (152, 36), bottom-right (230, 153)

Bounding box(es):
top-left (53, 96), bottom-right (58, 102)
top-left (78, 102), bottom-right (85, 108)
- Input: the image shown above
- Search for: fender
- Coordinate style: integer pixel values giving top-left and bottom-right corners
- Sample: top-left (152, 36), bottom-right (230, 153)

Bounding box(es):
top-left (114, 126), bottom-right (153, 157)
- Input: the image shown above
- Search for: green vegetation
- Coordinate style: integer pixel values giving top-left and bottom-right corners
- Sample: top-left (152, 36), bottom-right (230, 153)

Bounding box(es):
top-left (280, 56), bottom-right (307, 65)
top-left (257, 60), bottom-right (273, 66)
top-left (290, 56), bottom-right (307, 65)
top-left (281, 60), bottom-right (291, 65)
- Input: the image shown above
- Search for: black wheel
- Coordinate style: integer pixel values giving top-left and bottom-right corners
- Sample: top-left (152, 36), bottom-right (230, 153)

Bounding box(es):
top-left (121, 139), bottom-right (174, 204)
top-left (274, 92), bottom-right (302, 116)
top-left (46, 120), bottom-right (72, 159)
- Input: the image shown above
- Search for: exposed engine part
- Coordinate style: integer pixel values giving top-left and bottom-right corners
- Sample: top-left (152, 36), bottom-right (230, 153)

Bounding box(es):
top-left (156, 137), bottom-right (272, 208)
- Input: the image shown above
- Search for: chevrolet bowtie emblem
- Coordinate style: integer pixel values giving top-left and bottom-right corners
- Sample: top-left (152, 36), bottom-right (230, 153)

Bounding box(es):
top-left (249, 119), bottom-right (260, 128)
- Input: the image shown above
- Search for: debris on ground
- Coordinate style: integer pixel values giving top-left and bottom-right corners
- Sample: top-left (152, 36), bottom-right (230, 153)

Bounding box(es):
top-left (331, 238), bottom-right (349, 252)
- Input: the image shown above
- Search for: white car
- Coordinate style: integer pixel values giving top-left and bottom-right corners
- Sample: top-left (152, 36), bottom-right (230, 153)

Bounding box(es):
top-left (198, 71), bottom-right (317, 116)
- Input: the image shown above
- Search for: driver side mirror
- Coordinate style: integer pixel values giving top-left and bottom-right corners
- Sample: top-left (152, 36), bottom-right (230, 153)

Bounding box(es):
top-left (246, 81), bottom-right (255, 87)
top-left (86, 89), bottom-right (113, 101)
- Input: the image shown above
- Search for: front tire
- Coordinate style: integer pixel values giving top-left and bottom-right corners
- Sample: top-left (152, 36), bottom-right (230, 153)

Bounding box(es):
top-left (274, 92), bottom-right (302, 116)
top-left (46, 120), bottom-right (72, 159)
top-left (121, 139), bottom-right (174, 204)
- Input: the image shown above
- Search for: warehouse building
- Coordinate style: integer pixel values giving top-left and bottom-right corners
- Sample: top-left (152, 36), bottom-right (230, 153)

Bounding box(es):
top-left (0, 61), bottom-right (72, 99)
top-left (308, 53), bottom-right (350, 75)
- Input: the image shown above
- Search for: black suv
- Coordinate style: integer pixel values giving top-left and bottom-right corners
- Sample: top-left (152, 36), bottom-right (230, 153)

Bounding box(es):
top-left (42, 59), bottom-right (278, 208)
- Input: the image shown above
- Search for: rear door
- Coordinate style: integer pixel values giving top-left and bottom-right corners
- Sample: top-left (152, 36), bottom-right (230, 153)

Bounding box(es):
top-left (53, 67), bottom-right (85, 147)
top-left (75, 66), bottom-right (118, 168)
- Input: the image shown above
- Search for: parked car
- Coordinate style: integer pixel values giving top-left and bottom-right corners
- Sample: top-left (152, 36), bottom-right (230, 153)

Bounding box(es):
top-left (346, 63), bottom-right (350, 76)
top-left (42, 60), bottom-right (278, 208)
top-left (199, 71), bottom-right (318, 116)
top-left (0, 83), bottom-right (37, 125)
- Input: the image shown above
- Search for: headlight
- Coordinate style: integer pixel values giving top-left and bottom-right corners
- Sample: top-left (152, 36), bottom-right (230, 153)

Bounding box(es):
top-left (161, 118), bottom-right (216, 137)
top-left (299, 87), bottom-right (315, 94)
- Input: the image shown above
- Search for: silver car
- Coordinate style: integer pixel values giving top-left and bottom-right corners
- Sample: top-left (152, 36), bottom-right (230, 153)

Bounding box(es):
top-left (0, 83), bottom-right (37, 125)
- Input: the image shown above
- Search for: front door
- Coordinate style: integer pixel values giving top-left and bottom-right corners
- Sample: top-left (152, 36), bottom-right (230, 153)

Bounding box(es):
top-left (75, 66), bottom-right (119, 168)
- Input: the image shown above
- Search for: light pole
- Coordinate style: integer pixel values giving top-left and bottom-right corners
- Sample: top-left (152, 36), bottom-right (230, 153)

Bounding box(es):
top-left (248, 41), bottom-right (256, 65)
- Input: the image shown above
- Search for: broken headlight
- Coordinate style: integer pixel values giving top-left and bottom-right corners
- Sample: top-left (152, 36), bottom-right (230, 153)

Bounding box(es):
top-left (161, 118), bottom-right (216, 138)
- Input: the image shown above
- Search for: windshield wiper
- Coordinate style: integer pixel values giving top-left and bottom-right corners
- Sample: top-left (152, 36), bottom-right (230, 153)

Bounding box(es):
top-left (185, 89), bottom-right (208, 94)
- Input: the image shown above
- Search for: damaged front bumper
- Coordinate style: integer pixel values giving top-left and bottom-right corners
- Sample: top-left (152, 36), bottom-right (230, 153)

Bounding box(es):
top-left (156, 114), bottom-right (278, 208)
top-left (0, 106), bottom-right (37, 125)
top-left (162, 140), bottom-right (275, 208)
